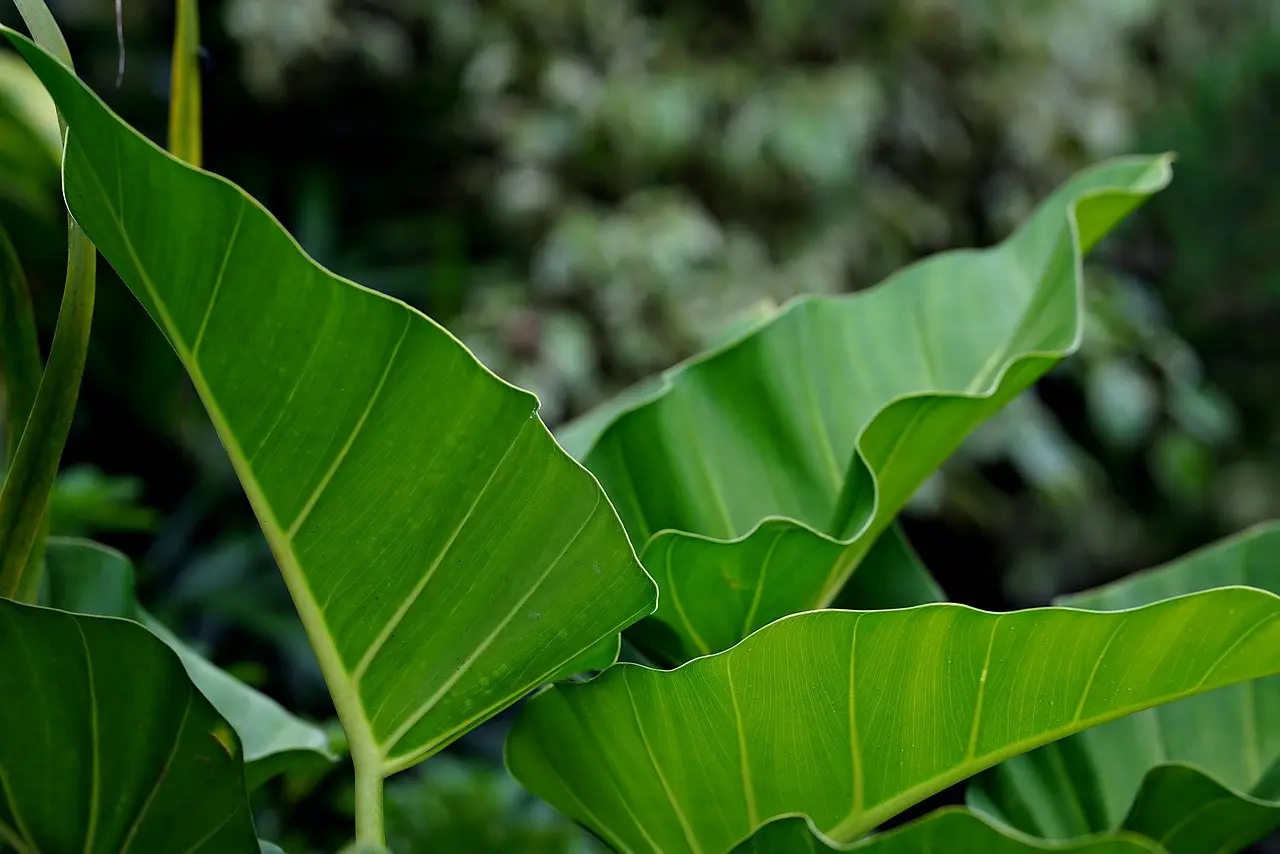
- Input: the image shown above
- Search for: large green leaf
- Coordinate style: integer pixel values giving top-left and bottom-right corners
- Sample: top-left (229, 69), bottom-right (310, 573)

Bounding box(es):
top-left (42, 537), bottom-right (337, 791)
top-left (0, 598), bottom-right (257, 852)
top-left (2, 28), bottom-right (656, 838)
top-left (730, 811), bottom-right (1159, 853)
top-left (971, 523), bottom-right (1280, 854)
top-left (557, 156), bottom-right (1171, 660)
top-left (507, 584), bottom-right (1280, 854)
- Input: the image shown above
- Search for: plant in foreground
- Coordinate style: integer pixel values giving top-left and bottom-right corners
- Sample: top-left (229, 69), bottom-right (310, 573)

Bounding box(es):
top-left (1, 7), bottom-right (1278, 854)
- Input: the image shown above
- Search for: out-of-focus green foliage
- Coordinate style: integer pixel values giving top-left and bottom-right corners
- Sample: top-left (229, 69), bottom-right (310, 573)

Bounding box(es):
top-left (384, 757), bottom-right (603, 854)
top-left (0, 49), bottom-right (57, 224)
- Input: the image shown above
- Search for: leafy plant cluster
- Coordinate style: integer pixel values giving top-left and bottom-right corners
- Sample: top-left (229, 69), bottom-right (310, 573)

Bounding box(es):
top-left (2, 4), bottom-right (1280, 854)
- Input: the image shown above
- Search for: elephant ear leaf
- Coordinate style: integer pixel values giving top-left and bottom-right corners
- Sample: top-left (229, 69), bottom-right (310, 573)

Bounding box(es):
top-left (43, 537), bottom-right (337, 790)
top-left (971, 522), bottom-right (1280, 854)
top-left (1, 27), bottom-right (656, 795)
top-left (508, 579), bottom-right (1280, 854)
top-left (560, 155), bottom-right (1171, 662)
top-left (0, 598), bottom-right (257, 852)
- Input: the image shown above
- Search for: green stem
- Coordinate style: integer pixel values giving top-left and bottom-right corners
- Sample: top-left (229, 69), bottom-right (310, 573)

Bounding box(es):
top-left (0, 226), bottom-right (42, 464)
top-left (167, 0), bottom-right (202, 167)
top-left (352, 754), bottom-right (385, 848)
top-left (0, 226), bottom-right (95, 601)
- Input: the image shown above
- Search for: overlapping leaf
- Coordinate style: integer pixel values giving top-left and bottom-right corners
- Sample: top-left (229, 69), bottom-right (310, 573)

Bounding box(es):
top-left (731, 811), bottom-right (1159, 853)
top-left (558, 156), bottom-right (1172, 661)
top-left (971, 523), bottom-right (1280, 854)
top-left (628, 523), bottom-right (942, 664)
top-left (0, 598), bottom-right (257, 852)
top-left (508, 583), bottom-right (1280, 854)
top-left (43, 537), bottom-right (336, 790)
top-left (3, 30), bottom-right (657, 793)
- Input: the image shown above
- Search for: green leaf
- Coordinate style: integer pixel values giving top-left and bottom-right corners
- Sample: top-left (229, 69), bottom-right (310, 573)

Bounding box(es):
top-left (47, 464), bottom-right (158, 536)
top-left (628, 524), bottom-right (942, 665)
top-left (507, 585), bottom-right (1280, 854)
top-left (558, 156), bottom-right (1171, 660)
top-left (971, 523), bottom-right (1280, 854)
top-left (0, 598), bottom-right (257, 852)
top-left (41, 537), bottom-right (338, 790)
top-left (830, 524), bottom-right (943, 612)
top-left (3, 28), bottom-right (657, 840)
top-left (730, 811), bottom-right (1160, 853)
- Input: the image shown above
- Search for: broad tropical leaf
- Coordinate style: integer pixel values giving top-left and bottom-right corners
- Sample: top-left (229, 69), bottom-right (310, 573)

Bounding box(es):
top-left (43, 537), bottom-right (336, 790)
top-left (557, 156), bottom-right (1171, 660)
top-left (971, 523), bottom-right (1280, 854)
top-left (507, 585), bottom-right (1280, 854)
top-left (3, 28), bottom-right (656, 795)
top-left (731, 811), bottom-right (1159, 853)
top-left (0, 598), bottom-right (257, 852)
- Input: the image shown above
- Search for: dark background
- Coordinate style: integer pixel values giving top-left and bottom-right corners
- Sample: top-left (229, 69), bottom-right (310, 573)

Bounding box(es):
top-left (3, 0), bottom-right (1280, 850)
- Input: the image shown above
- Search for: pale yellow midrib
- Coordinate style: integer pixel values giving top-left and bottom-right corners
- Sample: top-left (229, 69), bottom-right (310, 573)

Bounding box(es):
top-left (824, 622), bottom-right (1280, 842)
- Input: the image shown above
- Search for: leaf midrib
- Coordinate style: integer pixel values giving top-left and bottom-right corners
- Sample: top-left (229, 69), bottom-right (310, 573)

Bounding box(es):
top-left (74, 153), bottom-right (383, 780)
top-left (820, 609), bottom-right (1280, 844)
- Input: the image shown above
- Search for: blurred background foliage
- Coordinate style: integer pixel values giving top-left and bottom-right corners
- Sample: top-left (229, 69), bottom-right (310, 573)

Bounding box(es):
top-left (3, 0), bottom-right (1280, 850)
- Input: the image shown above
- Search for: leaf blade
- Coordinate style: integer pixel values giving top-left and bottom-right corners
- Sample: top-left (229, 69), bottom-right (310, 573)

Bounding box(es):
top-left (508, 585), bottom-right (1280, 854)
top-left (3, 28), bottom-right (657, 803)
top-left (972, 523), bottom-right (1280, 854)
top-left (41, 537), bottom-right (337, 790)
top-left (0, 599), bottom-right (257, 852)
top-left (563, 156), bottom-right (1171, 659)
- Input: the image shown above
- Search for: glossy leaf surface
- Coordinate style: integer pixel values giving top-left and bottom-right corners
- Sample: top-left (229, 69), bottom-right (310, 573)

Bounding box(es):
top-left (559, 156), bottom-right (1171, 659)
top-left (629, 524), bottom-right (942, 664)
top-left (509, 586), bottom-right (1280, 854)
top-left (0, 598), bottom-right (257, 852)
top-left (43, 537), bottom-right (336, 790)
top-left (732, 811), bottom-right (1158, 853)
top-left (972, 523), bottom-right (1280, 854)
top-left (4, 31), bottom-right (657, 798)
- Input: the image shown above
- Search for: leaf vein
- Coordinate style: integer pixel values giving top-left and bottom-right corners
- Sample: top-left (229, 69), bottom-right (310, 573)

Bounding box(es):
top-left (380, 490), bottom-right (603, 757)
top-left (286, 315), bottom-right (411, 539)
top-left (193, 201), bottom-right (245, 355)
top-left (353, 418), bottom-right (529, 680)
